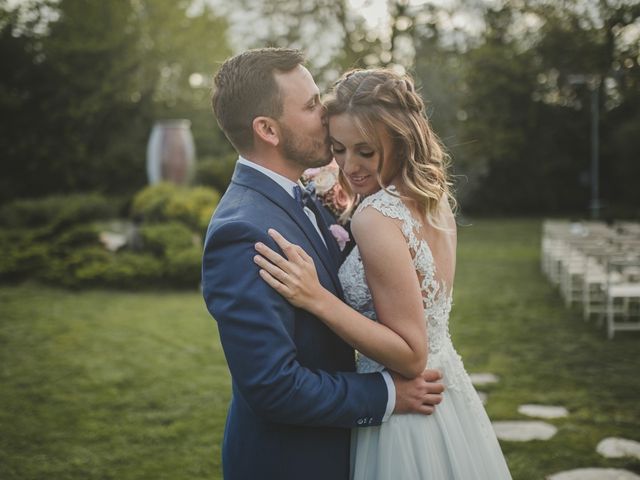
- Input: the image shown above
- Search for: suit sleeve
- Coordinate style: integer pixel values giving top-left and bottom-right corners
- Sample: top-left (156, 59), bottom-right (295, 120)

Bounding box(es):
top-left (202, 220), bottom-right (388, 428)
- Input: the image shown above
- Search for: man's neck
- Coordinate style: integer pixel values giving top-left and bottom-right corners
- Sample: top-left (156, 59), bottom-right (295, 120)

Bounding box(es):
top-left (240, 151), bottom-right (303, 182)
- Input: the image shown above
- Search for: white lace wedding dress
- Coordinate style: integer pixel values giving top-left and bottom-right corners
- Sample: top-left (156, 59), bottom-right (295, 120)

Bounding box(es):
top-left (339, 187), bottom-right (512, 480)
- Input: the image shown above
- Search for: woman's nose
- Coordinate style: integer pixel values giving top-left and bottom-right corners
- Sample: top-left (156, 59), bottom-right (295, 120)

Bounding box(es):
top-left (341, 153), bottom-right (357, 175)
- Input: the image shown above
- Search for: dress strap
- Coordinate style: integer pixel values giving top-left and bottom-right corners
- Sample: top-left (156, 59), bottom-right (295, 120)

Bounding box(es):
top-left (356, 186), bottom-right (421, 250)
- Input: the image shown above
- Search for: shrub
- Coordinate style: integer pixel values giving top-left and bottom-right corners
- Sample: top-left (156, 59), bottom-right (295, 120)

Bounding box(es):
top-left (1, 219), bottom-right (202, 289)
top-left (78, 252), bottom-right (165, 289)
top-left (139, 222), bottom-right (199, 257)
top-left (131, 183), bottom-right (219, 232)
top-left (164, 187), bottom-right (220, 232)
top-left (0, 230), bottom-right (49, 281)
top-left (51, 223), bottom-right (103, 256)
top-left (165, 246), bottom-right (202, 288)
top-left (195, 154), bottom-right (236, 193)
top-left (0, 199), bottom-right (60, 229)
top-left (40, 247), bottom-right (112, 287)
top-left (0, 193), bottom-right (120, 233)
top-left (0, 188), bottom-right (209, 289)
top-left (130, 183), bottom-right (177, 223)
top-left (40, 247), bottom-right (166, 289)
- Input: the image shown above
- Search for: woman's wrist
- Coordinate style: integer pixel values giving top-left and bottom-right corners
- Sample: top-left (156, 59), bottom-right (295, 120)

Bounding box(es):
top-left (309, 288), bottom-right (337, 321)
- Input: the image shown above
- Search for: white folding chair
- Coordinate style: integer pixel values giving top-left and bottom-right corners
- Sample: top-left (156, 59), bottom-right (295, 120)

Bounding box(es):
top-left (604, 257), bottom-right (640, 339)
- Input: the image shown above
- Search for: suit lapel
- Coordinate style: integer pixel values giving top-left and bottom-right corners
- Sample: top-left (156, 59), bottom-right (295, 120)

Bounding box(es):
top-left (232, 163), bottom-right (343, 296)
top-left (305, 196), bottom-right (342, 270)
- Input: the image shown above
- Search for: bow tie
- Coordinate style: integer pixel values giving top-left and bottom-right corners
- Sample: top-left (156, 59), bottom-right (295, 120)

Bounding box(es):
top-left (292, 184), bottom-right (341, 262)
top-left (293, 185), bottom-right (310, 209)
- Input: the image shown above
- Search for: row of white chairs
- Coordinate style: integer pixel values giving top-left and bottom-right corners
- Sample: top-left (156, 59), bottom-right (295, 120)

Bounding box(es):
top-left (541, 220), bottom-right (640, 339)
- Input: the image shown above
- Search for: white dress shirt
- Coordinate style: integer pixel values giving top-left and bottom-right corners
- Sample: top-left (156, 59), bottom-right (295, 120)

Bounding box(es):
top-left (237, 155), bottom-right (396, 421)
top-left (238, 156), bottom-right (326, 247)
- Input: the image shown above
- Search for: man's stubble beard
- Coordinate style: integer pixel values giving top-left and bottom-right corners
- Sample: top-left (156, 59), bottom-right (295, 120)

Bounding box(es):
top-left (280, 123), bottom-right (332, 170)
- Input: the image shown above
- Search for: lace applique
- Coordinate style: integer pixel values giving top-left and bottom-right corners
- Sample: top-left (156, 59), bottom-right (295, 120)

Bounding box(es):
top-left (339, 188), bottom-right (480, 410)
top-left (353, 186), bottom-right (455, 355)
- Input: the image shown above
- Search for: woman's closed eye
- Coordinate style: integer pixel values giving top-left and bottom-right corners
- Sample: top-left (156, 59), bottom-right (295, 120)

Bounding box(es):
top-left (331, 145), bottom-right (375, 159)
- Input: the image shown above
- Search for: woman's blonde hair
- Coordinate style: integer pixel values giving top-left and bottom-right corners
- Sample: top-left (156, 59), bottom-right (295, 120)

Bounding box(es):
top-left (325, 68), bottom-right (455, 228)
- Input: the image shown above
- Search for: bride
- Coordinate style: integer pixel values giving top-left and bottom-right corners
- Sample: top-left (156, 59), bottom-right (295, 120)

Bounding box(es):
top-left (253, 68), bottom-right (512, 479)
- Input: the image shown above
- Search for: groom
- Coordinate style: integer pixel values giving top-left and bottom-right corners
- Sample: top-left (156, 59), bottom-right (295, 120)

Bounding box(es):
top-left (202, 48), bottom-right (444, 480)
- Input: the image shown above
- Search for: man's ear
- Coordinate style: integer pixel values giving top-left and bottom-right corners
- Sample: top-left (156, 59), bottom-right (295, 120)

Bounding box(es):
top-left (253, 116), bottom-right (280, 147)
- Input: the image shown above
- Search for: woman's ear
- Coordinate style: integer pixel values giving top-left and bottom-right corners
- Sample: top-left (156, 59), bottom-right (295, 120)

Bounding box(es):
top-left (253, 116), bottom-right (280, 147)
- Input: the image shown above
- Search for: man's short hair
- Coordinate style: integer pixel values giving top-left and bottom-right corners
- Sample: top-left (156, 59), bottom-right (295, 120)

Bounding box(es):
top-left (212, 48), bottom-right (305, 152)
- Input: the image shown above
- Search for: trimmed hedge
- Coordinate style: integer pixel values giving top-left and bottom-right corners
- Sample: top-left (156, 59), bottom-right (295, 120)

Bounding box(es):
top-left (139, 222), bottom-right (200, 257)
top-left (131, 183), bottom-right (220, 233)
top-left (52, 223), bottom-right (103, 255)
top-left (0, 189), bottom-right (213, 289)
top-left (41, 247), bottom-right (166, 289)
top-left (165, 246), bottom-right (204, 287)
top-left (0, 229), bottom-right (49, 281)
top-left (195, 154), bottom-right (236, 193)
top-left (72, 251), bottom-right (165, 289)
top-left (0, 193), bottom-right (120, 233)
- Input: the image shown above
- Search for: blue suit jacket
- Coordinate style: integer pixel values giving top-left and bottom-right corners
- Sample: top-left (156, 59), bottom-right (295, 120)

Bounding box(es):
top-left (202, 162), bottom-right (388, 480)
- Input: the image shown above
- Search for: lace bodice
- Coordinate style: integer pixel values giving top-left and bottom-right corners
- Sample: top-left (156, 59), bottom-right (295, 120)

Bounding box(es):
top-left (338, 188), bottom-right (503, 446)
top-left (338, 187), bottom-right (472, 395)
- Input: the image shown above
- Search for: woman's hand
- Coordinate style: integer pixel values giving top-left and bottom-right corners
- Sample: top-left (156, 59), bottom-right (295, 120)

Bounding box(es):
top-left (254, 229), bottom-right (329, 313)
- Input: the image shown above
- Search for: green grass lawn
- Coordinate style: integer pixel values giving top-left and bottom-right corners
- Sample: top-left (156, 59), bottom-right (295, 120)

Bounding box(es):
top-left (453, 219), bottom-right (640, 479)
top-left (0, 288), bottom-right (229, 479)
top-left (1, 218), bottom-right (639, 479)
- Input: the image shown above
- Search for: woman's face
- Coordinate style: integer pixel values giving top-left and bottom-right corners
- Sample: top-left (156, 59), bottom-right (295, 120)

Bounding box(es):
top-left (329, 113), bottom-right (396, 197)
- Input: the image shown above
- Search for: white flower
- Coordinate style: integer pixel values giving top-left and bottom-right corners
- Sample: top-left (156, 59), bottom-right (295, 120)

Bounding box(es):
top-left (313, 169), bottom-right (338, 195)
top-left (303, 160), bottom-right (340, 195)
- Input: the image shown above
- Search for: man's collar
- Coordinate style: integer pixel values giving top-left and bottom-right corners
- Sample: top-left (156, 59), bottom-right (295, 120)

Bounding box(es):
top-left (237, 156), bottom-right (298, 198)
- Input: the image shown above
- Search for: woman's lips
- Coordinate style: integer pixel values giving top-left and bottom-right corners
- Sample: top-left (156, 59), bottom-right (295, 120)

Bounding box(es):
top-left (348, 175), bottom-right (370, 186)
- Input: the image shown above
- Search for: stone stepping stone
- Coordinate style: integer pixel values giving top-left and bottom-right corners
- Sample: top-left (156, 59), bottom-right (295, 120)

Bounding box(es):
top-left (547, 468), bottom-right (640, 480)
top-left (518, 404), bottom-right (569, 419)
top-left (476, 391), bottom-right (488, 405)
top-left (492, 420), bottom-right (557, 441)
top-left (597, 437), bottom-right (640, 460)
top-left (469, 373), bottom-right (499, 386)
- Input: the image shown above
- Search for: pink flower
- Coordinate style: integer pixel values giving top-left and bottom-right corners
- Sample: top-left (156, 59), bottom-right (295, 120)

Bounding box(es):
top-left (332, 183), bottom-right (350, 211)
top-left (329, 224), bottom-right (350, 251)
top-left (302, 160), bottom-right (351, 218)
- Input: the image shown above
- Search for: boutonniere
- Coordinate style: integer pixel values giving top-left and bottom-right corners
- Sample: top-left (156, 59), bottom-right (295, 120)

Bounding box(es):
top-left (302, 160), bottom-right (350, 220)
top-left (329, 224), bottom-right (350, 251)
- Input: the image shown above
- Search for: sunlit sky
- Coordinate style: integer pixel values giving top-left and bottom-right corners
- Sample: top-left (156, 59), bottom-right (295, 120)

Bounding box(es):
top-left (4, 0), bottom-right (491, 39)
top-left (351, 0), bottom-right (397, 28)
top-left (5, 0), bottom-right (449, 26)
top-left (351, 0), bottom-right (457, 28)
top-left (7, 0), bottom-right (639, 63)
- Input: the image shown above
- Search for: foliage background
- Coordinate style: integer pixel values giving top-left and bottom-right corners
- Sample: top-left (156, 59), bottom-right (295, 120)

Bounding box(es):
top-left (1, 220), bottom-right (639, 479)
top-left (1, 0), bottom-right (638, 216)
top-left (1, 2), bottom-right (639, 478)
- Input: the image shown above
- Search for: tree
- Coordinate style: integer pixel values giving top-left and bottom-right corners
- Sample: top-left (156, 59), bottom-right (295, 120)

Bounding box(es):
top-left (450, 1), bottom-right (640, 215)
top-left (525, 0), bottom-right (640, 215)
top-left (0, 0), bottom-right (232, 202)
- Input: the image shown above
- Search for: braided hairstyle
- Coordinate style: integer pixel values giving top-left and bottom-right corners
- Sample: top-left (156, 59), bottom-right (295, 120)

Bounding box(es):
top-left (325, 68), bottom-right (455, 228)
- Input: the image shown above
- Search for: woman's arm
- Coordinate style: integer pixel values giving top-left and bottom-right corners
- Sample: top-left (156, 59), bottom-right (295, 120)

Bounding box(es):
top-left (254, 208), bottom-right (427, 378)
